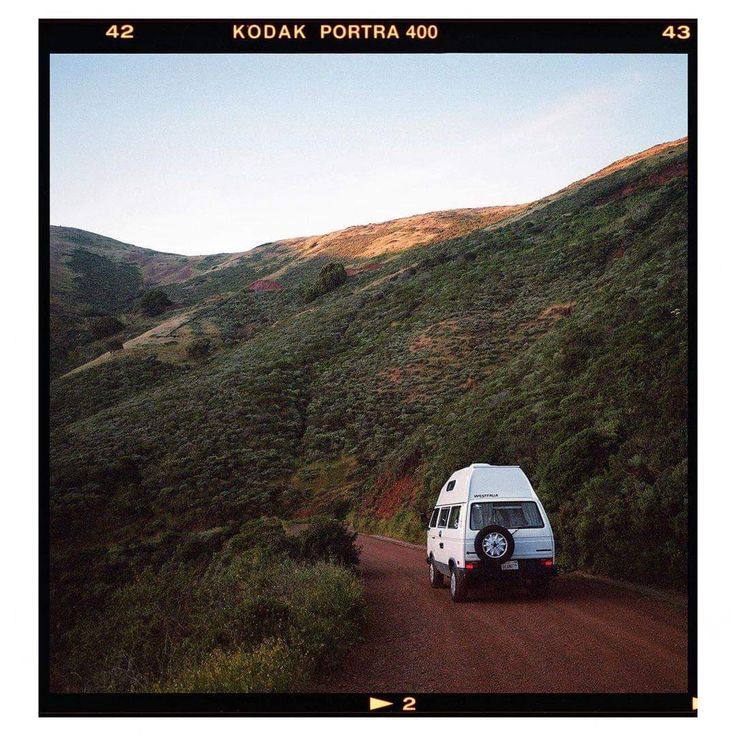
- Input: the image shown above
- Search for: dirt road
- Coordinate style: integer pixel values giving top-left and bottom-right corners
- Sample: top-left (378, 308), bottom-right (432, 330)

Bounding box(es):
top-left (314, 535), bottom-right (688, 693)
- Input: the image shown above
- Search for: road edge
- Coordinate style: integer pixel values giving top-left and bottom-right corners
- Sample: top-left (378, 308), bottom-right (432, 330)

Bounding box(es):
top-left (364, 533), bottom-right (687, 608)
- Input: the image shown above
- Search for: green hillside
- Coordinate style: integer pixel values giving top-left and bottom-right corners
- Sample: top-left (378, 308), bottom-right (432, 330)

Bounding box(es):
top-left (48, 139), bottom-right (689, 690)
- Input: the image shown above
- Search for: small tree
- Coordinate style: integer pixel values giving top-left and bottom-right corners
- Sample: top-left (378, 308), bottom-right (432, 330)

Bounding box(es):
top-left (140, 289), bottom-right (172, 317)
top-left (186, 337), bottom-right (212, 360)
top-left (296, 516), bottom-right (359, 567)
top-left (90, 315), bottom-right (124, 340)
top-left (107, 337), bottom-right (124, 352)
top-left (303, 263), bottom-right (347, 304)
top-left (318, 262), bottom-right (348, 292)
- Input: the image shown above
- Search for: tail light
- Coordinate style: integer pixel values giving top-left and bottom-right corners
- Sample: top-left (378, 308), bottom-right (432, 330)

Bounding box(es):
top-left (465, 562), bottom-right (476, 570)
top-left (540, 558), bottom-right (554, 568)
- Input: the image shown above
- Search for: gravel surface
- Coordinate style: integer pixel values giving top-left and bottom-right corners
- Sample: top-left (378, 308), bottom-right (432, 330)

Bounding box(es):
top-left (312, 534), bottom-right (688, 693)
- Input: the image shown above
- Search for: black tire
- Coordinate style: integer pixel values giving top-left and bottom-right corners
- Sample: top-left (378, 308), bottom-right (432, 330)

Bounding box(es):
top-left (428, 558), bottom-right (444, 588)
top-left (474, 524), bottom-right (515, 565)
top-left (524, 577), bottom-right (550, 599)
top-left (449, 566), bottom-right (468, 602)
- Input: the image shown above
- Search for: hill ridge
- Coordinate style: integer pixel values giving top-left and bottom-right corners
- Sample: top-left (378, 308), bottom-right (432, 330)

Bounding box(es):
top-left (51, 135), bottom-right (687, 263)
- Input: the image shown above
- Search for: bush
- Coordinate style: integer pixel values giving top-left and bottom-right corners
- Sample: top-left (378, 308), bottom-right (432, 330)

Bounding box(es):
top-left (51, 553), bottom-right (364, 693)
top-left (296, 516), bottom-right (360, 567)
top-left (186, 337), bottom-right (212, 360)
top-left (224, 517), bottom-right (293, 559)
top-left (106, 337), bottom-right (124, 352)
top-left (165, 638), bottom-right (302, 693)
top-left (166, 557), bottom-right (365, 693)
top-left (303, 263), bottom-right (347, 303)
top-left (176, 527), bottom-right (229, 562)
top-left (90, 315), bottom-right (124, 340)
top-left (140, 289), bottom-right (172, 317)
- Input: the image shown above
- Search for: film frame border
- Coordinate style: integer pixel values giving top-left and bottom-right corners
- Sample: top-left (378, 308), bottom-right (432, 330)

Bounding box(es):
top-left (38, 17), bottom-right (697, 717)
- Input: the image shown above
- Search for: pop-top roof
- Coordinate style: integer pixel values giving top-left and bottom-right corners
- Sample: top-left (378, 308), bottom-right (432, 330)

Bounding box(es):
top-left (468, 465), bottom-right (534, 499)
top-left (469, 462), bottom-right (520, 469)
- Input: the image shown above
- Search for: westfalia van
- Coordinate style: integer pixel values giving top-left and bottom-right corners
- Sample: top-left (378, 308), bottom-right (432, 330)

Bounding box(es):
top-left (426, 463), bottom-right (557, 602)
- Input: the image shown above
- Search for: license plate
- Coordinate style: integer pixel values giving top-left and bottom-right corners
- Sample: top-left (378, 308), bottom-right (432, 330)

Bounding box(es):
top-left (501, 560), bottom-right (519, 570)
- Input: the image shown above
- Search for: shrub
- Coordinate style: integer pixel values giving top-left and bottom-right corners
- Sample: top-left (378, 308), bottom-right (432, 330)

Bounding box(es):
top-left (140, 289), bottom-right (172, 316)
top-left (50, 553), bottom-right (364, 693)
top-left (165, 638), bottom-right (302, 693)
top-left (296, 516), bottom-right (360, 567)
top-left (186, 337), bottom-right (212, 360)
top-left (106, 337), bottom-right (124, 352)
top-left (89, 315), bottom-right (124, 340)
top-left (224, 517), bottom-right (293, 559)
top-left (303, 262), bottom-right (347, 303)
top-left (176, 527), bottom-right (230, 562)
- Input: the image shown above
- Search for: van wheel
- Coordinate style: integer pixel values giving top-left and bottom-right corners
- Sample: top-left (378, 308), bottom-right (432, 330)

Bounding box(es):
top-left (429, 559), bottom-right (444, 588)
top-left (450, 567), bottom-right (467, 602)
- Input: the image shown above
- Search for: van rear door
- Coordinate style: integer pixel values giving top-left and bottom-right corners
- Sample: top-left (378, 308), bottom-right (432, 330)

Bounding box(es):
top-left (466, 499), bottom-right (553, 560)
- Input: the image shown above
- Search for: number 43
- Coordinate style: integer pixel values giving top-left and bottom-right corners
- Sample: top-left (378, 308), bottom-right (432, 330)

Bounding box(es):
top-left (662, 25), bottom-right (690, 40)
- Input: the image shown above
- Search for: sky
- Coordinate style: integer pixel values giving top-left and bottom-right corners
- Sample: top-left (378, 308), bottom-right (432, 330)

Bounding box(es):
top-left (50, 54), bottom-right (687, 255)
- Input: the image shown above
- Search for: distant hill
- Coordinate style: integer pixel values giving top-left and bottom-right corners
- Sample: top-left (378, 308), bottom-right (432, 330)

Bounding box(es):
top-left (49, 228), bottom-right (219, 375)
top-left (49, 205), bottom-right (530, 376)
top-left (49, 136), bottom-right (689, 622)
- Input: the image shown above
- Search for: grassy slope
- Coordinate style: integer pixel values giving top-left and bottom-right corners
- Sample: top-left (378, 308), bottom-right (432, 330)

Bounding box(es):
top-left (49, 203), bottom-right (524, 377)
top-left (50, 139), bottom-right (689, 616)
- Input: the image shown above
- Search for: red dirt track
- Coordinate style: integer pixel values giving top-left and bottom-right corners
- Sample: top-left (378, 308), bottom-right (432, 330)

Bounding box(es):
top-left (314, 535), bottom-right (688, 693)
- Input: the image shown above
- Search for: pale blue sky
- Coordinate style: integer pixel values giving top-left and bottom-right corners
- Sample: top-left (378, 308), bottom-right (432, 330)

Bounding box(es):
top-left (50, 54), bottom-right (687, 255)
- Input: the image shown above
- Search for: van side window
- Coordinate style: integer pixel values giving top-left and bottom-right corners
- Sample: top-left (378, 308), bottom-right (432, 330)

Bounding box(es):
top-left (446, 480), bottom-right (456, 492)
top-left (437, 507), bottom-right (450, 528)
top-left (429, 508), bottom-right (440, 528)
top-left (448, 505), bottom-right (462, 529)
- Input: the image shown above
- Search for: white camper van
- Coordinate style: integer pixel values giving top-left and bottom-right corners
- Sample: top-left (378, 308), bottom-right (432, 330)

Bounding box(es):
top-left (426, 463), bottom-right (557, 602)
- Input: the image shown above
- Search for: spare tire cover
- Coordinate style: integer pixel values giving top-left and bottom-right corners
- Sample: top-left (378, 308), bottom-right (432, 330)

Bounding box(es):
top-left (474, 524), bottom-right (515, 564)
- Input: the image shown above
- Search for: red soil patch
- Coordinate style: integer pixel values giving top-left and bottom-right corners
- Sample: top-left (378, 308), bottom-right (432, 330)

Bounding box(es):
top-left (409, 334), bottom-right (436, 352)
top-left (250, 279), bottom-right (283, 292)
top-left (124, 250), bottom-right (199, 286)
top-left (571, 137), bottom-right (687, 190)
top-left (381, 367), bottom-right (403, 385)
top-left (540, 301), bottom-right (576, 319)
top-left (374, 475), bottom-right (420, 519)
top-left (595, 160), bottom-right (688, 206)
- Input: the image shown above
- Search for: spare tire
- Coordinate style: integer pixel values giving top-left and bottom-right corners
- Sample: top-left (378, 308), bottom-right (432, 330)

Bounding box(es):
top-left (474, 524), bottom-right (515, 565)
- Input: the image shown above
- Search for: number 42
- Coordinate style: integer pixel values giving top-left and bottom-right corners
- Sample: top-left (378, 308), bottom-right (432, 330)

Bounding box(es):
top-left (662, 25), bottom-right (690, 40)
top-left (106, 24), bottom-right (134, 39)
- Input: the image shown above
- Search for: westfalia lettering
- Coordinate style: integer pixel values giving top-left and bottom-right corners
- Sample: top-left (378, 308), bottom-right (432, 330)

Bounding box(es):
top-left (232, 24), bottom-right (306, 40)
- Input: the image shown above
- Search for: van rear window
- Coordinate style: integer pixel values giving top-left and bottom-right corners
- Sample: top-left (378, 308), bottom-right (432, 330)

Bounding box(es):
top-left (469, 501), bottom-right (544, 530)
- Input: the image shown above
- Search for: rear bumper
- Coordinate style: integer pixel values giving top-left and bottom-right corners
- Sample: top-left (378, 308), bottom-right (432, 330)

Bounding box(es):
top-left (464, 559), bottom-right (558, 582)
top-left (426, 556), bottom-right (558, 581)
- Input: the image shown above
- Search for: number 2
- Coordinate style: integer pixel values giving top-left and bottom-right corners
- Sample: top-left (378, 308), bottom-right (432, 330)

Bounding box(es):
top-left (402, 697), bottom-right (416, 711)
